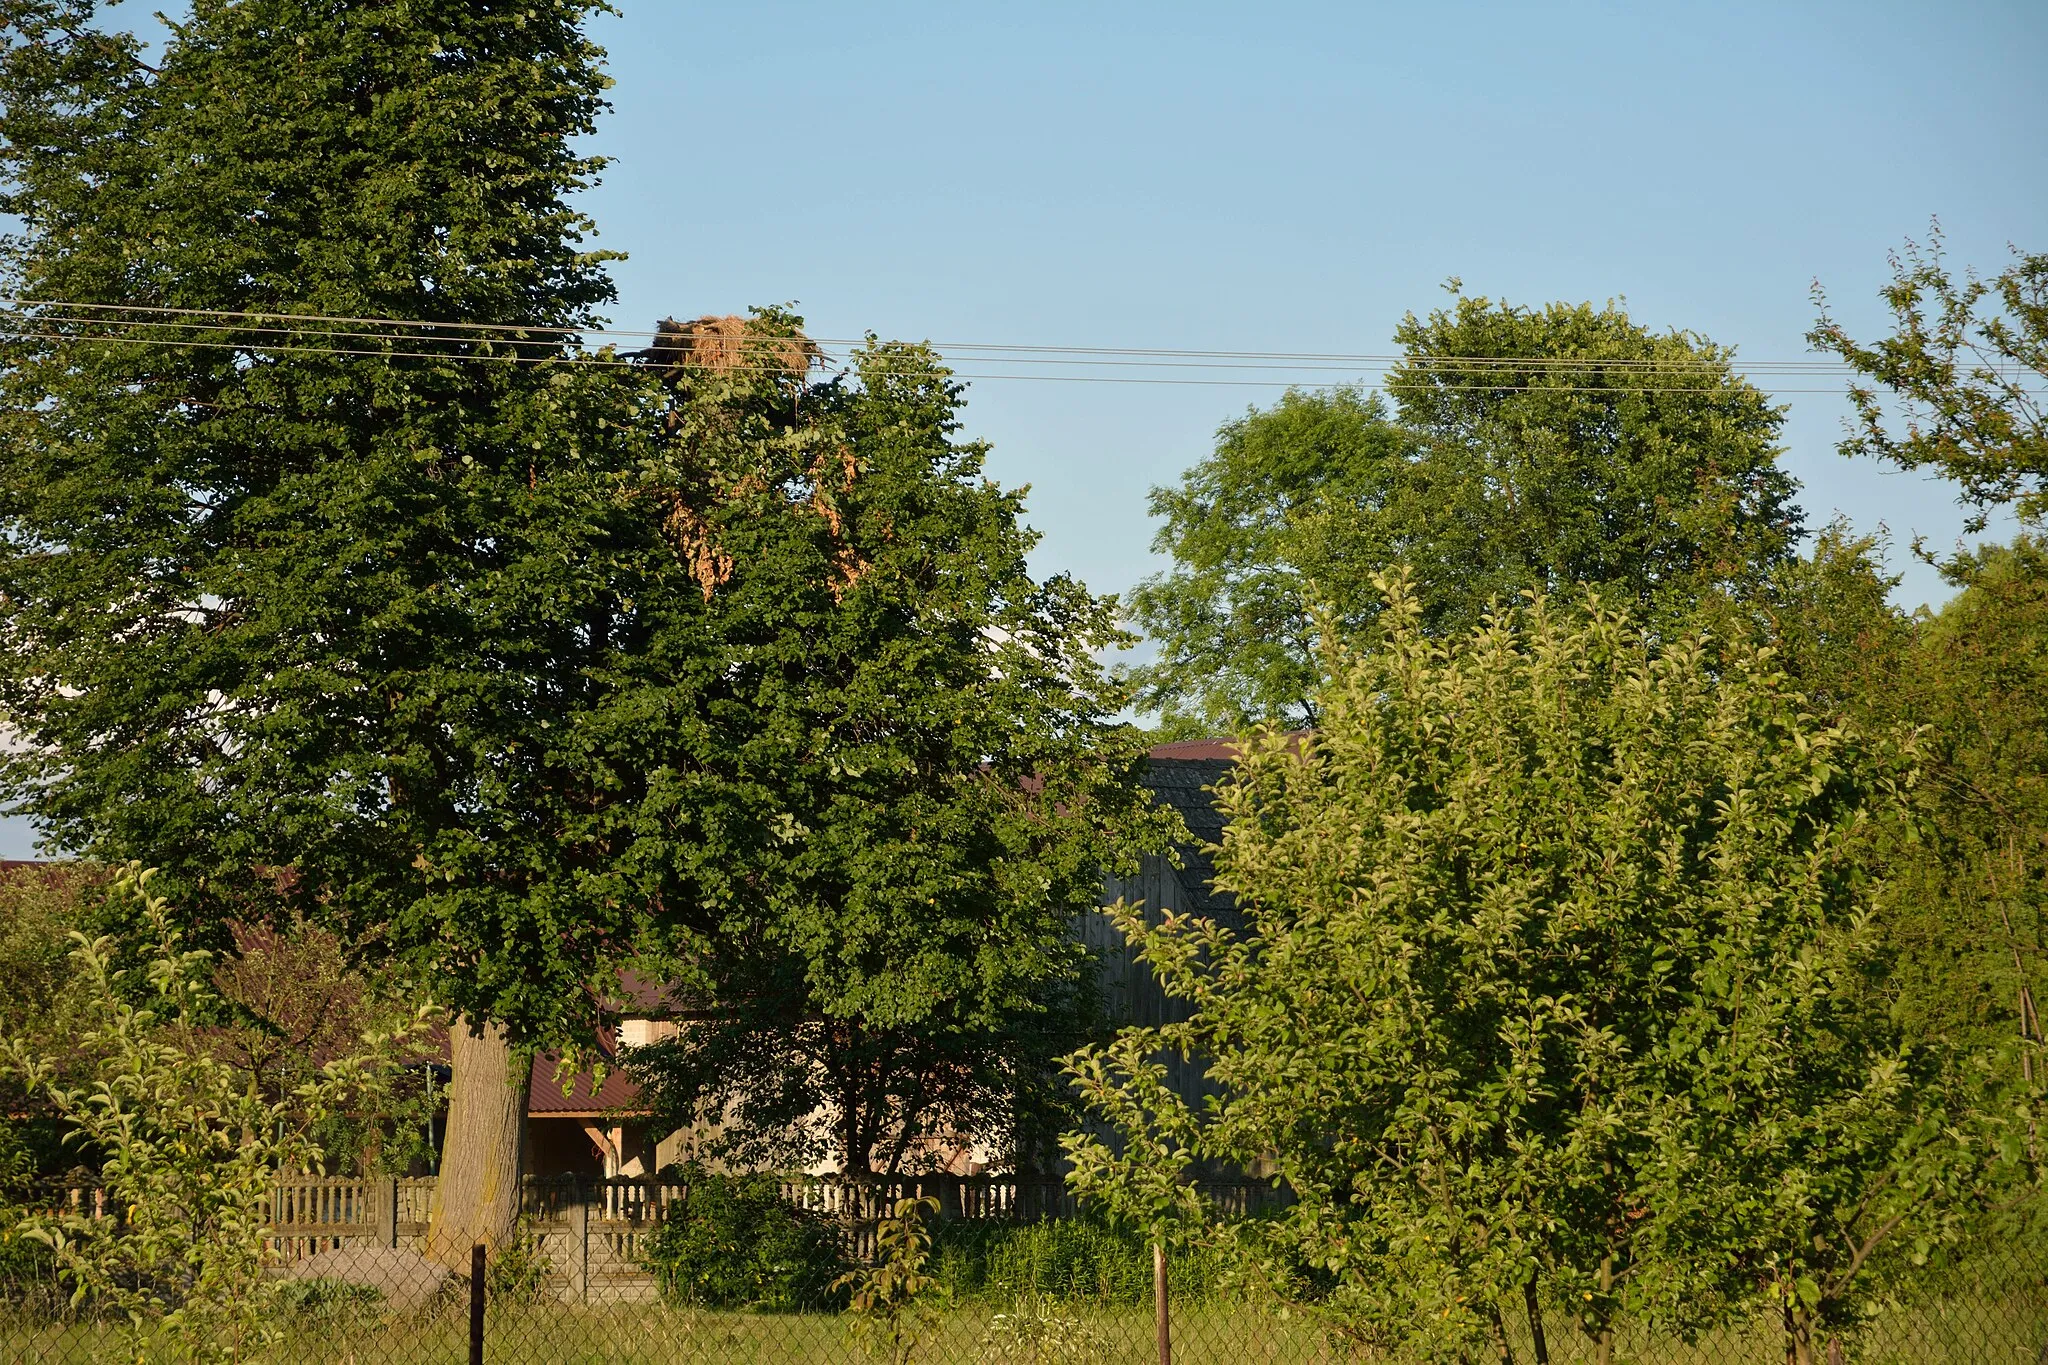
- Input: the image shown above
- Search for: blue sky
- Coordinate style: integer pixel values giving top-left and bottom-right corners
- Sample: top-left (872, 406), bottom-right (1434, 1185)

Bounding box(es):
top-left (3, 0), bottom-right (2044, 858)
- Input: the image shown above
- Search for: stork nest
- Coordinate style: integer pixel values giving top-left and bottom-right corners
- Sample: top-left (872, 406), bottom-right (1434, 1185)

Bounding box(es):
top-left (638, 314), bottom-right (821, 382)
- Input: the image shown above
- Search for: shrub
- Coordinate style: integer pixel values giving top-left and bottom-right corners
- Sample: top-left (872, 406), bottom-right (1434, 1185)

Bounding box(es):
top-left (642, 1167), bottom-right (846, 1311)
top-left (932, 1217), bottom-right (1220, 1305)
top-left (0, 866), bottom-right (418, 1362)
top-left (486, 1216), bottom-right (553, 1306)
top-left (275, 1277), bottom-right (385, 1326)
top-left (835, 1195), bottom-right (949, 1365)
top-left (981, 1302), bottom-right (1111, 1363)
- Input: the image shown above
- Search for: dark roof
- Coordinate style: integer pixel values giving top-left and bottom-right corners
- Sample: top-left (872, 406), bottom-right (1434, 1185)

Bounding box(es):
top-left (1136, 730), bottom-right (1308, 916)
top-left (1138, 742), bottom-right (1244, 918)
top-left (528, 1052), bottom-right (648, 1119)
top-left (424, 1023), bottom-right (650, 1119)
top-left (1141, 752), bottom-right (1233, 845)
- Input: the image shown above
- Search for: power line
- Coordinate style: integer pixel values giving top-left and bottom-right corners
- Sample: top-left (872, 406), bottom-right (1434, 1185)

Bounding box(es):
top-left (0, 295), bottom-right (1861, 373)
top-left (0, 327), bottom-right (1884, 394)
top-left (4, 298), bottom-right (2036, 395)
top-left (4, 311), bottom-right (1836, 380)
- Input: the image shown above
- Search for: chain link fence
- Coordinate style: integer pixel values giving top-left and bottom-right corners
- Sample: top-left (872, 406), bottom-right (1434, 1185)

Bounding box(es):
top-left (2, 1173), bottom-right (2043, 1363)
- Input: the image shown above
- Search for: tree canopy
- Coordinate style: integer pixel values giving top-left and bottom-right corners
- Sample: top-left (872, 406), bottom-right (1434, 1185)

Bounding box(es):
top-left (1071, 580), bottom-right (2027, 1365)
top-left (0, 0), bottom-right (648, 1050)
top-left (1124, 295), bottom-right (1805, 736)
top-left (1811, 226), bottom-right (2047, 531)
top-left (623, 331), bottom-right (1172, 1177)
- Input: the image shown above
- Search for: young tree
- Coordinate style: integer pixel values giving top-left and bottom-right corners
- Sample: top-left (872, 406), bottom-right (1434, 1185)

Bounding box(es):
top-left (1125, 295), bottom-right (1805, 734)
top-left (624, 336), bottom-right (1171, 1177)
top-left (1877, 538), bottom-right (2048, 1060)
top-left (3, 866), bottom-right (416, 1363)
top-left (1067, 578), bottom-right (1976, 1364)
top-left (1811, 225), bottom-right (2047, 530)
top-left (0, 0), bottom-right (675, 1265)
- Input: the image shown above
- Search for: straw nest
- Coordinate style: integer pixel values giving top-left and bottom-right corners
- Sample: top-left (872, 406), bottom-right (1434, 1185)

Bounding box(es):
top-left (638, 314), bottom-right (821, 381)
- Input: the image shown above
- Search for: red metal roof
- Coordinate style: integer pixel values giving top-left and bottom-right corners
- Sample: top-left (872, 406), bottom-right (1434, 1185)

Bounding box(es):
top-left (527, 1048), bottom-right (648, 1119)
top-left (1147, 737), bottom-right (1243, 761)
top-left (1147, 731), bottom-right (1308, 762)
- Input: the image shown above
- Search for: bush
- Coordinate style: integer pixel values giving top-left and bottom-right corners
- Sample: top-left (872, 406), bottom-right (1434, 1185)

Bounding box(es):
top-left (642, 1167), bottom-right (847, 1311)
top-left (0, 867), bottom-right (418, 1362)
top-left (275, 1277), bottom-right (385, 1326)
top-left (932, 1218), bottom-right (1220, 1305)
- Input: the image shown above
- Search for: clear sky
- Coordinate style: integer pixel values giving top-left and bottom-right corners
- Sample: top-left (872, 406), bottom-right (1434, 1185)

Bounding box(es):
top-left (2, 0), bottom-right (2044, 858)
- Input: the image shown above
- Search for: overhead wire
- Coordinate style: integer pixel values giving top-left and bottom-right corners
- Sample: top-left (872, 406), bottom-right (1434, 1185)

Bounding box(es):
top-left (0, 296), bottom-right (1855, 372)
top-left (2, 329), bottom-right (1882, 393)
top-left (2, 296), bottom-right (2038, 396)
top-left (2, 311), bottom-right (1842, 380)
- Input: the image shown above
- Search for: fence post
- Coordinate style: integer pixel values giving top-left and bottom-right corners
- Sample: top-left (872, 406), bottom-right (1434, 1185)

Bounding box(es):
top-left (379, 1175), bottom-right (399, 1249)
top-left (572, 1177), bottom-right (591, 1305)
top-left (470, 1243), bottom-right (486, 1365)
top-left (1154, 1238), bottom-right (1172, 1365)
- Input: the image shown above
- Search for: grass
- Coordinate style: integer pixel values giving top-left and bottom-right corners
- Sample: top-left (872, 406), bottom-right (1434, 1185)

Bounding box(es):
top-left (3, 1288), bottom-right (2044, 1365)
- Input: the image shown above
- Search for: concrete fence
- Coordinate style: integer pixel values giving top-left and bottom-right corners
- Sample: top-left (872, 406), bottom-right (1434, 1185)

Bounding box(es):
top-left (45, 1173), bottom-right (1287, 1304)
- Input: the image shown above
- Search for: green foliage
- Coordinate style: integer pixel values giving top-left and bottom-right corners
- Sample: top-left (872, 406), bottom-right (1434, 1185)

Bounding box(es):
top-left (0, 863), bottom-right (99, 1181)
top-left (642, 1167), bottom-right (846, 1312)
top-left (1747, 520), bottom-right (1913, 724)
top-left (206, 917), bottom-right (437, 1178)
top-left (1126, 387), bottom-right (1410, 734)
top-left (0, 4), bottom-right (1165, 1181)
top-left (1068, 578), bottom-right (2022, 1363)
top-left (0, 866), bottom-right (421, 1363)
top-left (0, 0), bottom-right (664, 1054)
top-left (272, 1277), bottom-right (387, 1328)
top-left (622, 332), bottom-right (1172, 1176)
top-left (931, 1217), bottom-right (1220, 1305)
top-left (835, 1196), bottom-right (949, 1365)
top-left (1125, 294), bottom-right (1804, 734)
top-left (485, 1216), bottom-right (556, 1307)
top-left (1877, 538), bottom-right (2048, 1057)
top-left (1386, 294), bottom-right (1803, 634)
top-left (978, 1301), bottom-right (1111, 1363)
top-left (0, 865), bottom-right (88, 1042)
top-left (1812, 224), bottom-right (2048, 530)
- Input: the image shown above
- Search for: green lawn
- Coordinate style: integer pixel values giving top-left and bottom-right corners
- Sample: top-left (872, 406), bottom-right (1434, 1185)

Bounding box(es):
top-left (3, 1287), bottom-right (2042, 1363)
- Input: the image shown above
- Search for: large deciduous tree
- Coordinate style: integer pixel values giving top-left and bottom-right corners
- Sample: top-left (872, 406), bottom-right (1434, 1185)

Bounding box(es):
top-left (1123, 388), bottom-right (1410, 736)
top-left (0, 0), bottom-right (673, 1265)
top-left (1125, 295), bottom-right (1804, 735)
top-left (624, 333), bottom-right (1172, 1177)
top-left (1807, 227), bottom-right (2048, 1092)
top-left (1068, 579), bottom-right (2022, 1365)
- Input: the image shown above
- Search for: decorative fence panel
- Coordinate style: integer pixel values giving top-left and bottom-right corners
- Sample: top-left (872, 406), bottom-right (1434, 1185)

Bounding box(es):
top-left (236, 1173), bottom-right (1285, 1300)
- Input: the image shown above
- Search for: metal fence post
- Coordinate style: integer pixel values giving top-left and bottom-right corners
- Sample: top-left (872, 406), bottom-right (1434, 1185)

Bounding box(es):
top-left (469, 1242), bottom-right (486, 1365)
top-left (572, 1177), bottom-right (591, 1305)
top-left (1154, 1238), bottom-right (1171, 1365)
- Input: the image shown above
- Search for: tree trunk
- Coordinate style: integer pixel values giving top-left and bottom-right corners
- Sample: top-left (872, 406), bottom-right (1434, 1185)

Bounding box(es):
top-left (424, 1017), bottom-right (530, 1272)
top-left (1523, 1276), bottom-right (1550, 1365)
top-left (1488, 1303), bottom-right (1519, 1365)
top-left (1782, 1301), bottom-right (1819, 1365)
